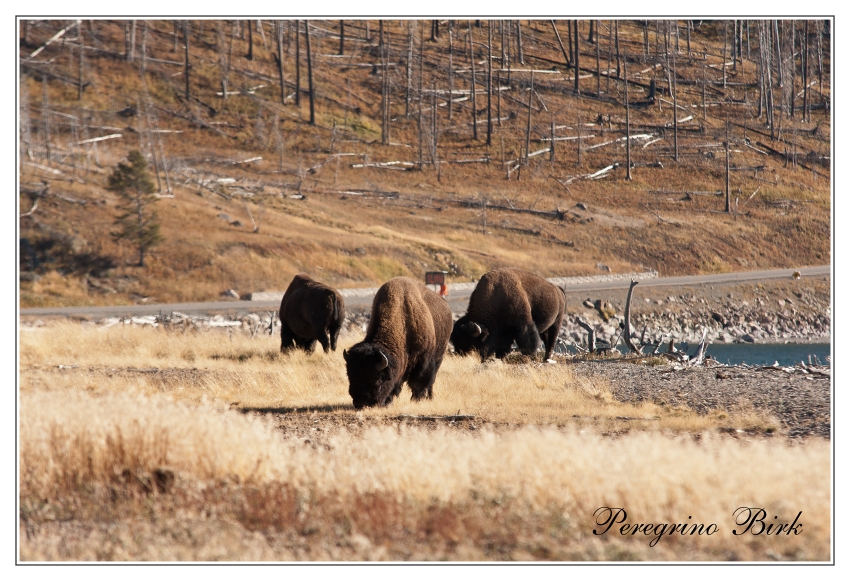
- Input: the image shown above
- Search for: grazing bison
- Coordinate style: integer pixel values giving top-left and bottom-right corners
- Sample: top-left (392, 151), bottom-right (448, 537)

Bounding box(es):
top-left (451, 267), bottom-right (565, 361)
top-left (279, 274), bottom-right (345, 353)
top-left (343, 277), bottom-right (452, 409)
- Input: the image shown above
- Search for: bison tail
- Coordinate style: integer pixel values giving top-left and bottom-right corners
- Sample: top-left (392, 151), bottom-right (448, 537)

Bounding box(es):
top-left (331, 292), bottom-right (340, 322)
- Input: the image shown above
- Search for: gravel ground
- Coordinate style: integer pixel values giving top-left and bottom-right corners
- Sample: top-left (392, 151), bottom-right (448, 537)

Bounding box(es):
top-left (571, 361), bottom-right (831, 439)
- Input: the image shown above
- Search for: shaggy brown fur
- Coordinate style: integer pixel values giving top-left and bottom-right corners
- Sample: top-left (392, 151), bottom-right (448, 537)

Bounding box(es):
top-left (451, 267), bottom-right (565, 361)
top-left (279, 274), bottom-right (345, 353)
top-left (344, 277), bottom-right (453, 409)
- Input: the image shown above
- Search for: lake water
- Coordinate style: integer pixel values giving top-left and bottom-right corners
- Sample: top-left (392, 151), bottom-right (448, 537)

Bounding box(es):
top-left (689, 342), bottom-right (831, 367)
top-left (561, 342), bottom-right (831, 367)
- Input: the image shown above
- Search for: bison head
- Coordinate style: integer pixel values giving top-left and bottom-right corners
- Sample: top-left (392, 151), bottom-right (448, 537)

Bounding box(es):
top-left (343, 343), bottom-right (397, 409)
top-left (450, 315), bottom-right (489, 357)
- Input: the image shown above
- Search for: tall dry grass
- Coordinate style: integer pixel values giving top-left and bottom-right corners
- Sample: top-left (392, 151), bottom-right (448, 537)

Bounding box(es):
top-left (19, 321), bottom-right (828, 561)
top-left (20, 322), bottom-right (778, 431)
top-left (19, 388), bottom-right (830, 561)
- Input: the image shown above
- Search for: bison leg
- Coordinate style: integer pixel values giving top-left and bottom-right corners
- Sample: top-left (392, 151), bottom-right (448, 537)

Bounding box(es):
top-left (540, 320), bottom-right (563, 361)
top-left (384, 382), bottom-right (403, 405)
top-left (408, 358), bottom-right (441, 400)
top-left (315, 331), bottom-right (331, 354)
top-left (515, 324), bottom-right (543, 357)
top-left (280, 322), bottom-right (297, 352)
top-left (295, 336), bottom-right (317, 352)
top-left (329, 324), bottom-right (341, 352)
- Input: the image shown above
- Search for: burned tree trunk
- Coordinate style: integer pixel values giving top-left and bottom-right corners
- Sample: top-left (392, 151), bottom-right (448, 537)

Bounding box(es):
top-left (552, 20), bottom-right (570, 69)
top-left (516, 20), bottom-right (524, 64)
top-left (276, 21), bottom-right (285, 104)
top-left (574, 19), bottom-right (580, 93)
top-left (469, 22), bottom-right (478, 141)
top-left (339, 20), bottom-right (345, 55)
top-left (295, 20), bottom-right (301, 106)
top-left (183, 21), bottom-right (190, 101)
top-left (624, 47), bottom-right (632, 180)
top-left (725, 119), bottom-right (732, 213)
top-left (576, 318), bottom-right (596, 353)
top-left (487, 21), bottom-right (493, 146)
top-left (247, 19), bottom-right (254, 60)
top-left (623, 280), bottom-right (641, 354)
top-left (305, 20), bottom-right (315, 125)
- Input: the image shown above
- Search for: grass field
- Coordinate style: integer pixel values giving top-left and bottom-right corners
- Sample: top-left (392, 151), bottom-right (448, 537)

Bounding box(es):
top-left (18, 322), bottom-right (831, 561)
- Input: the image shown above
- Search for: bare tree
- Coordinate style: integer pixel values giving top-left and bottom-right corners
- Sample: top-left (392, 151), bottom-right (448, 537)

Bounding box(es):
top-left (552, 20), bottom-right (570, 68)
top-left (574, 20), bottom-right (580, 93)
top-left (624, 47), bottom-right (631, 180)
top-left (803, 19), bottom-right (809, 122)
top-left (77, 20), bottom-right (84, 100)
top-left (246, 18), bottom-right (254, 60)
top-left (448, 29), bottom-right (454, 121)
top-left (725, 119), bottom-right (731, 213)
top-left (406, 22), bottom-right (413, 117)
top-left (525, 71), bottom-right (533, 164)
top-left (126, 20), bottom-right (136, 62)
top-left (183, 21), bottom-right (190, 101)
top-left (468, 22), bottom-right (478, 141)
top-left (516, 20), bottom-right (524, 64)
top-left (487, 20), bottom-right (493, 145)
top-left (275, 20), bottom-right (285, 104)
top-left (672, 35), bottom-right (678, 162)
top-left (339, 20), bottom-right (345, 55)
top-left (295, 20), bottom-right (301, 106)
top-left (305, 20), bottom-right (315, 125)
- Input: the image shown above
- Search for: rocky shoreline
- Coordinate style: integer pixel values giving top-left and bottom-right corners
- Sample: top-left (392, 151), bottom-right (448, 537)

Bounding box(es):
top-left (572, 361), bottom-right (831, 439)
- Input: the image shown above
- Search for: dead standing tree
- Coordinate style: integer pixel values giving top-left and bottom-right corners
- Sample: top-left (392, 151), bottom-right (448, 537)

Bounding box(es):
top-left (275, 20), bottom-right (286, 105)
top-left (305, 20), bottom-right (315, 125)
top-left (468, 21), bottom-right (478, 141)
top-left (183, 21), bottom-right (190, 101)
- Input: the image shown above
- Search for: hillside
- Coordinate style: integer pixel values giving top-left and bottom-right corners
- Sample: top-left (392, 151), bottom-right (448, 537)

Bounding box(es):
top-left (18, 19), bottom-right (831, 307)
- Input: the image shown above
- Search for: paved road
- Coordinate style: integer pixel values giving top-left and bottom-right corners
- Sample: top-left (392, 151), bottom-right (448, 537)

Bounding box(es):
top-left (19, 266), bottom-right (830, 318)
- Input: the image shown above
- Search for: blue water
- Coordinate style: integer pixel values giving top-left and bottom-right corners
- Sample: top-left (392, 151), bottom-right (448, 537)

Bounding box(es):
top-left (688, 342), bottom-right (831, 367)
top-left (561, 342), bottom-right (831, 367)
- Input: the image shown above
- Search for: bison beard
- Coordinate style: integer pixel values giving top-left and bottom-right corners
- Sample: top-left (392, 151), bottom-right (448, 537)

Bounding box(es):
top-left (279, 274), bottom-right (345, 353)
top-left (344, 277), bottom-right (452, 409)
top-left (450, 267), bottom-right (565, 361)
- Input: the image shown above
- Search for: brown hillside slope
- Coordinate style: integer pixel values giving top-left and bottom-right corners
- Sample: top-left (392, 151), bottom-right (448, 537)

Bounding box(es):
top-left (19, 19), bottom-right (830, 307)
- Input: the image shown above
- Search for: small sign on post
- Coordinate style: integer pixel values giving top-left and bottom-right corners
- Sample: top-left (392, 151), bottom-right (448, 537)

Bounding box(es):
top-left (425, 271), bottom-right (449, 297)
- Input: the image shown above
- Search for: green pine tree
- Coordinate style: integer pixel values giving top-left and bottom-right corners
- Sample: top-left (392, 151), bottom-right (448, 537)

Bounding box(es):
top-left (107, 150), bottom-right (163, 267)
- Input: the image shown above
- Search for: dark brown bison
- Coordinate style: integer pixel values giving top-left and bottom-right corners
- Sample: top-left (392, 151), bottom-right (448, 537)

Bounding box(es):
top-left (451, 267), bottom-right (565, 361)
top-left (343, 277), bottom-right (453, 409)
top-left (279, 274), bottom-right (345, 353)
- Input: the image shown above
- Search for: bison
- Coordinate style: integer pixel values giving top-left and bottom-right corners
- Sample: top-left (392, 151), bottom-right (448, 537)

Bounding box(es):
top-left (343, 277), bottom-right (453, 409)
top-left (279, 274), bottom-right (345, 353)
top-left (451, 267), bottom-right (565, 361)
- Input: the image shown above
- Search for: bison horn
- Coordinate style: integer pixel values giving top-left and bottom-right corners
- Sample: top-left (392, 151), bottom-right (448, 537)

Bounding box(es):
top-left (343, 349), bottom-right (349, 362)
top-left (375, 351), bottom-right (389, 371)
top-left (470, 322), bottom-right (482, 337)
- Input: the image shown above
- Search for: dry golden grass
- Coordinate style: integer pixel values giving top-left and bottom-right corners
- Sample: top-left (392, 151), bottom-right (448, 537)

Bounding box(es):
top-left (19, 386), bottom-right (830, 561)
top-left (20, 321), bottom-right (779, 432)
top-left (19, 321), bottom-right (830, 561)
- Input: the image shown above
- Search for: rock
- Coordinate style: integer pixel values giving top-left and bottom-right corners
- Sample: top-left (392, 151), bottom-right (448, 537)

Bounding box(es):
top-left (711, 312), bottom-right (726, 325)
top-left (740, 334), bottom-right (755, 343)
top-left (575, 202), bottom-right (588, 211)
top-left (217, 213), bottom-right (232, 222)
top-left (583, 299), bottom-right (595, 309)
top-left (596, 263), bottom-right (611, 272)
top-left (20, 272), bottom-right (42, 282)
top-left (221, 289), bottom-right (240, 299)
